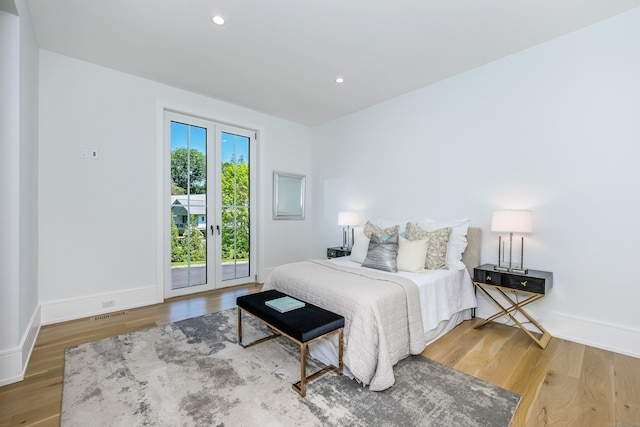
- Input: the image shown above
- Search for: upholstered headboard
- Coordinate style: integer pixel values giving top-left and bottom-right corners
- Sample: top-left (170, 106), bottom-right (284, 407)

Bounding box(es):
top-left (461, 227), bottom-right (481, 275)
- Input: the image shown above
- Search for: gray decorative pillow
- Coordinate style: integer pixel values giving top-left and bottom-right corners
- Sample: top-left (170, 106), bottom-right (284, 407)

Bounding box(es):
top-left (362, 233), bottom-right (399, 273)
top-left (363, 220), bottom-right (399, 239)
top-left (405, 222), bottom-right (452, 270)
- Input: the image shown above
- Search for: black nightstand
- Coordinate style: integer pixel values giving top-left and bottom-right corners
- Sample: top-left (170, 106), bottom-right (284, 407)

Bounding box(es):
top-left (473, 264), bottom-right (553, 349)
top-left (327, 247), bottom-right (351, 258)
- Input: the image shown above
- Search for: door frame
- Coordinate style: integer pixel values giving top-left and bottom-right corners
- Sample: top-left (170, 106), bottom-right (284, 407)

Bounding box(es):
top-left (157, 103), bottom-right (259, 301)
top-left (215, 124), bottom-right (258, 289)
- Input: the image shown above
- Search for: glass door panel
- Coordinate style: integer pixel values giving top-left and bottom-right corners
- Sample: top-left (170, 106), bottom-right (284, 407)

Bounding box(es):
top-left (221, 132), bottom-right (250, 282)
top-left (170, 121), bottom-right (209, 291)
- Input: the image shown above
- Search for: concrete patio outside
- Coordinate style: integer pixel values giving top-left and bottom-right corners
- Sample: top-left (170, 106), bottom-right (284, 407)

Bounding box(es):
top-left (171, 262), bottom-right (249, 290)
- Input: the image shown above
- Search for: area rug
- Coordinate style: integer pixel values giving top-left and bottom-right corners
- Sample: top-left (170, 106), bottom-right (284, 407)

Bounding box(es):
top-left (61, 309), bottom-right (521, 426)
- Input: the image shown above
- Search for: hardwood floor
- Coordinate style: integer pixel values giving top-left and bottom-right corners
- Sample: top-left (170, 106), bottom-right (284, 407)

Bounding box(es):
top-left (422, 319), bottom-right (640, 426)
top-left (0, 283), bottom-right (262, 427)
top-left (1, 283), bottom-right (638, 426)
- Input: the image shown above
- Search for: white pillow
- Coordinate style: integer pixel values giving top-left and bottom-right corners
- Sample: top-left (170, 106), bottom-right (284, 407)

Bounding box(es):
top-left (396, 236), bottom-right (428, 273)
top-left (349, 229), bottom-right (370, 263)
top-left (418, 218), bottom-right (470, 270)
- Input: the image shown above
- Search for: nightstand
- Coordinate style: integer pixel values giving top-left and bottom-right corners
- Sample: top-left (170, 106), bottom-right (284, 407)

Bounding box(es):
top-left (327, 247), bottom-right (351, 258)
top-left (473, 264), bottom-right (553, 349)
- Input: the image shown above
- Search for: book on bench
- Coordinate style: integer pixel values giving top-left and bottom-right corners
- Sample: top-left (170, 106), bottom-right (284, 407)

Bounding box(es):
top-left (265, 296), bottom-right (306, 313)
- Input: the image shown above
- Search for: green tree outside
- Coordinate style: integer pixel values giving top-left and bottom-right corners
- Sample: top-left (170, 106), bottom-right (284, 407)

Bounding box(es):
top-left (170, 149), bottom-right (249, 265)
top-left (170, 214), bottom-right (186, 262)
top-left (171, 147), bottom-right (206, 194)
top-left (221, 160), bottom-right (249, 260)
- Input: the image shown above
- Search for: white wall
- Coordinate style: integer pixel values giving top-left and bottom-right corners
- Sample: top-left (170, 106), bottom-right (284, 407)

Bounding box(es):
top-left (38, 50), bottom-right (313, 323)
top-left (17, 0), bottom-right (40, 358)
top-left (0, 0), bottom-right (40, 386)
top-left (0, 8), bottom-right (21, 362)
top-left (311, 8), bottom-right (640, 357)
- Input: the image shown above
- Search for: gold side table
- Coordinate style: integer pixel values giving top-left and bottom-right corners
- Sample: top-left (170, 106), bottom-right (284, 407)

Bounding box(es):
top-left (473, 264), bottom-right (553, 349)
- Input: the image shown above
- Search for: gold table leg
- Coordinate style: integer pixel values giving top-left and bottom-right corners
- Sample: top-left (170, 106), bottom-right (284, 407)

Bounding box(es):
top-left (474, 284), bottom-right (552, 349)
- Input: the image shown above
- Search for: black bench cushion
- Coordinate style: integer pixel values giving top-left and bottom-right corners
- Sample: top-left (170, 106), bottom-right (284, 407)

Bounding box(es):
top-left (237, 290), bottom-right (344, 343)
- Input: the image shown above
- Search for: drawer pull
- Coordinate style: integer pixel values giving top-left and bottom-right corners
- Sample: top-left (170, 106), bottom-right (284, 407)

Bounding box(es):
top-left (521, 281), bottom-right (527, 287)
top-left (486, 275), bottom-right (491, 281)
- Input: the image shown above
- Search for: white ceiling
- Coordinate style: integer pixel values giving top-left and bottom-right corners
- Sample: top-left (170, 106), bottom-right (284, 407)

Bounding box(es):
top-left (27, 0), bottom-right (640, 126)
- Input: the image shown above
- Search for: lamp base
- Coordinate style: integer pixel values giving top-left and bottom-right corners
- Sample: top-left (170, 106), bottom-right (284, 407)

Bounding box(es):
top-left (494, 265), bottom-right (528, 275)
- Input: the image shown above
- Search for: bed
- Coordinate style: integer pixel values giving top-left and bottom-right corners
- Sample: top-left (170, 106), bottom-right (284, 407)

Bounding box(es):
top-left (262, 224), bottom-right (481, 391)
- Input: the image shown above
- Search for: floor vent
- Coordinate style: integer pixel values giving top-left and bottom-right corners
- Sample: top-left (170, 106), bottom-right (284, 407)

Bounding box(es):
top-left (92, 311), bottom-right (127, 321)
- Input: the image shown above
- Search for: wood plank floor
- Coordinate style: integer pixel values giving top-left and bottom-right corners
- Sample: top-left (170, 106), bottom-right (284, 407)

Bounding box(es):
top-left (422, 320), bottom-right (640, 426)
top-left (1, 283), bottom-right (638, 427)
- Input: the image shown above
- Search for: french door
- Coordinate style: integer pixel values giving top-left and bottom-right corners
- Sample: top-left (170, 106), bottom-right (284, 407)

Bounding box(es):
top-left (164, 111), bottom-right (256, 298)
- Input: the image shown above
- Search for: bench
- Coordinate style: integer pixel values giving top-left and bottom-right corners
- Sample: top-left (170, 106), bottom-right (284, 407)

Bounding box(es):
top-left (236, 290), bottom-right (344, 397)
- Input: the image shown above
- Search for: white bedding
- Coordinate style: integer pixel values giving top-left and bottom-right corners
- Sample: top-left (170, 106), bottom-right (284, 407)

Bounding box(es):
top-left (329, 257), bottom-right (476, 334)
top-left (262, 258), bottom-right (477, 391)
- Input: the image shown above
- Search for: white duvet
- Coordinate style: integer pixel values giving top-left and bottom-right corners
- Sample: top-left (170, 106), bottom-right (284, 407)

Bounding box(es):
top-left (262, 258), bottom-right (476, 391)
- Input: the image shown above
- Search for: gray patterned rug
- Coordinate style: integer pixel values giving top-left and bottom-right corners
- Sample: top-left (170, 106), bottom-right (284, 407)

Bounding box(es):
top-left (62, 309), bottom-right (520, 426)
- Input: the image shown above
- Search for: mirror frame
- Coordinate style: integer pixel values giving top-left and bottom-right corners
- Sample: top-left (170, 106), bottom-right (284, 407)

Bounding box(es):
top-left (273, 171), bottom-right (306, 220)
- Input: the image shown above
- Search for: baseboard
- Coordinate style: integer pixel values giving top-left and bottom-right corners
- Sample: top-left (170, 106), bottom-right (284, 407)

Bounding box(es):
top-left (475, 298), bottom-right (640, 358)
top-left (0, 305), bottom-right (41, 386)
top-left (0, 351), bottom-right (23, 387)
top-left (40, 285), bottom-right (161, 325)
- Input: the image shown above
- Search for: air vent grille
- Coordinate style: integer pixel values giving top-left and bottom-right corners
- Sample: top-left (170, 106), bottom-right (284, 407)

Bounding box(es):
top-left (92, 311), bottom-right (127, 321)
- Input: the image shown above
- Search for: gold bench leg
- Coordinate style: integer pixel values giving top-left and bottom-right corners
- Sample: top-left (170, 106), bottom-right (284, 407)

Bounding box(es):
top-left (237, 308), bottom-right (344, 397)
top-left (300, 343), bottom-right (308, 397)
top-left (292, 328), bottom-right (344, 397)
top-left (237, 308), bottom-right (280, 348)
top-left (338, 328), bottom-right (343, 375)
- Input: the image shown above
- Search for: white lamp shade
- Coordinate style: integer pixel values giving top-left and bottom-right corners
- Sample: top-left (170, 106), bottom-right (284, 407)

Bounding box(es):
top-left (337, 211), bottom-right (359, 226)
top-left (491, 210), bottom-right (533, 233)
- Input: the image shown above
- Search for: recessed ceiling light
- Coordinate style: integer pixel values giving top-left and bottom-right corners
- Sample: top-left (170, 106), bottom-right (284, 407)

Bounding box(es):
top-left (212, 15), bottom-right (226, 26)
top-left (335, 77), bottom-right (344, 84)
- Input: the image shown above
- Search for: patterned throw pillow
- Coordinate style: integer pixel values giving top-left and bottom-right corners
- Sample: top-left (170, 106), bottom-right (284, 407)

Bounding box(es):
top-left (362, 233), bottom-right (399, 273)
top-left (363, 220), bottom-right (400, 239)
top-left (405, 222), bottom-right (452, 270)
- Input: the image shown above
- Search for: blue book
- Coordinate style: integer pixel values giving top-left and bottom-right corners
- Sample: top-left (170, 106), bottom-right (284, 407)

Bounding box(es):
top-left (265, 296), bottom-right (305, 313)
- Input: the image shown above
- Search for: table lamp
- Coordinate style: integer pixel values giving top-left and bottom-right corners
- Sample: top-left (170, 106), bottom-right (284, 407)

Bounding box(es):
top-left (338, 211), bottom-right (359, 250)
top-left (491, 210), bottom-right (533, 274)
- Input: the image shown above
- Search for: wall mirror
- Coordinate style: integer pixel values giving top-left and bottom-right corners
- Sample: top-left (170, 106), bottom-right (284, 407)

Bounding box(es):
top-left (273, 171), bottom-right (305, 220)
